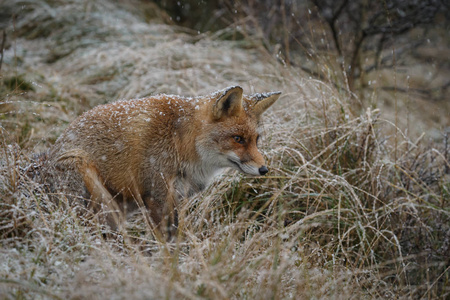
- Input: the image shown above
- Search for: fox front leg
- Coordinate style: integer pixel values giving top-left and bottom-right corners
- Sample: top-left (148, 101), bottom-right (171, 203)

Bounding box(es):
top-left (142, 175), bottom-right (178, 240)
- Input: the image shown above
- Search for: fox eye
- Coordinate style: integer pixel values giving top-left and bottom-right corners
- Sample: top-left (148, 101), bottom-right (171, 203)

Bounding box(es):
top-left (233, 135), bottom-right (245, 144)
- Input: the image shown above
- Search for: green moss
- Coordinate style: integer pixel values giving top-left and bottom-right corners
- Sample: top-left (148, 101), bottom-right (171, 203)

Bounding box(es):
top-left (3, 75), bottom-right (35, 92)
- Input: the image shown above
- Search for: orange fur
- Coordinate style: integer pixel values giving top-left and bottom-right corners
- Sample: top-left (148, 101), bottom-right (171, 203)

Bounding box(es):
top-left (48, 86), bottom-right (281, 237)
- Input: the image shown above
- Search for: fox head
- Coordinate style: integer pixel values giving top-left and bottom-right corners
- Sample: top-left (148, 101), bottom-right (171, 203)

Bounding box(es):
top-left (196, 86), bottom-right (281, 176)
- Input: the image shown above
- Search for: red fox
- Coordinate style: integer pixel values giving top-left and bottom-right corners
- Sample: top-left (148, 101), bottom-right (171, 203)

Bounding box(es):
top-left (46, 86), bottom-right (281, 236)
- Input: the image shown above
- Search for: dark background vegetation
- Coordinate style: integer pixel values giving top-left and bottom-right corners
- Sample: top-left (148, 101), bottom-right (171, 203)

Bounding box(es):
top-left (158, 1), bottom-right (449, 87)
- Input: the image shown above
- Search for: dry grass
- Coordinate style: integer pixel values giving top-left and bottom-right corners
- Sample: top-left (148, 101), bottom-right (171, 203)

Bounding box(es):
top-left (1, 0), bottom-right (449, 299)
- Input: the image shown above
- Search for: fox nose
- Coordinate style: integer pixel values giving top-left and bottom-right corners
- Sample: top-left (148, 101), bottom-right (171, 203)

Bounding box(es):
top-left (258, 166), bottom-right (269, 175)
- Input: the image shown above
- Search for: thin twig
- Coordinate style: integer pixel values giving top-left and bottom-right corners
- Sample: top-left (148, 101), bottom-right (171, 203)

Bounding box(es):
top-left (0, 30), bottom-right (6, 72)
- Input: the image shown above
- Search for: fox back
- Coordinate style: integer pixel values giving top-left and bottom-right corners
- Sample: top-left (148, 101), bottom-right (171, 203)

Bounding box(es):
top-left (47, 86), bottom-right (281, 235)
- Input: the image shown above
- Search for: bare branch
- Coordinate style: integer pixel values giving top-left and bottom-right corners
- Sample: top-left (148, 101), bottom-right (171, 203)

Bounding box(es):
top-left (0, 30), bottom-right (6, 72)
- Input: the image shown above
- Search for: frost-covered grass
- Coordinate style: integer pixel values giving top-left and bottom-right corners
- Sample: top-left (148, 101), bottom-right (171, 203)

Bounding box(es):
top-left (1, 0), bottom-right (449, 299)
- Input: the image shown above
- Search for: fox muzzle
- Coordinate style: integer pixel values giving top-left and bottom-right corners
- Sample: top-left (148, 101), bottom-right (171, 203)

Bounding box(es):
top-left (258, 166), bottom-right (268, 175)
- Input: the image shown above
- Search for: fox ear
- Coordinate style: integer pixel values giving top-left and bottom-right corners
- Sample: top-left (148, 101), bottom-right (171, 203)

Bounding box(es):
top-left (213, 86), bottom-right (243, 119)
top-left (252, 92), bottom-right (281, 117)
